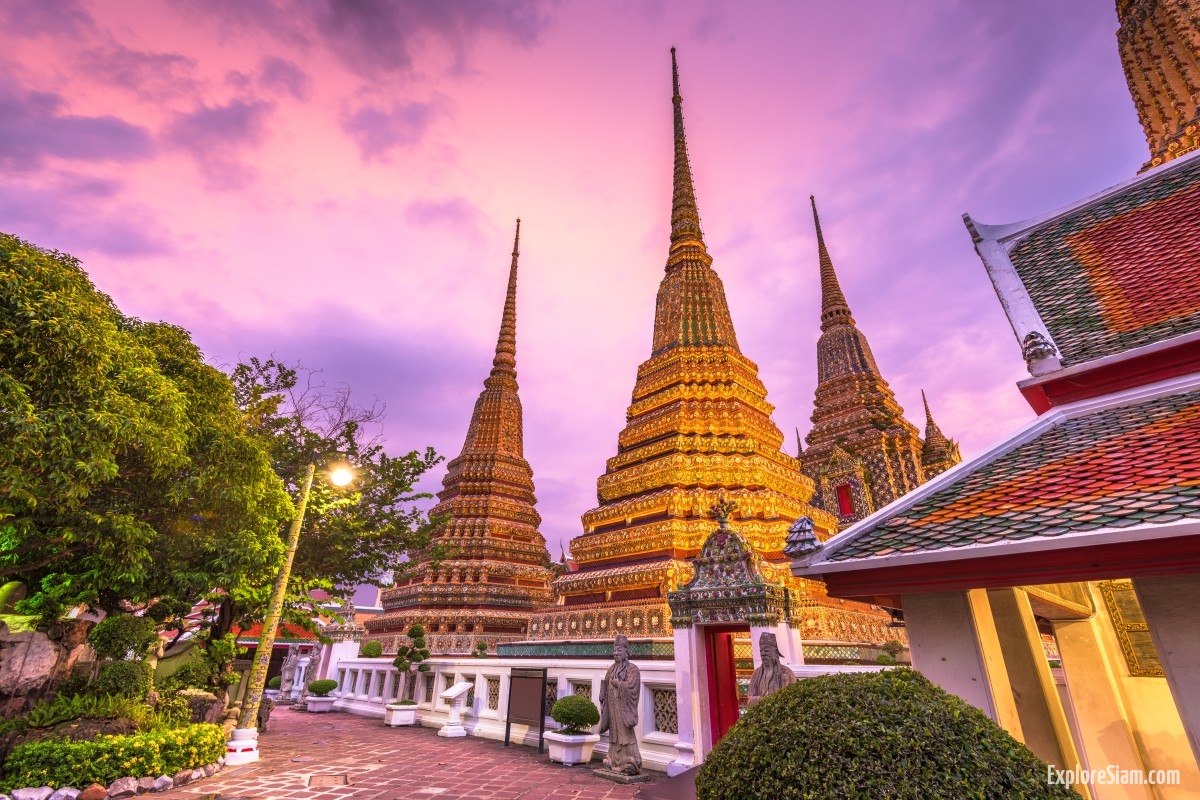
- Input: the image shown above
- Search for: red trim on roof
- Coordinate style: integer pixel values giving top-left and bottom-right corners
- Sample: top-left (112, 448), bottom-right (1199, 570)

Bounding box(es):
top-left (816, 533), bottom-right (1200, 600)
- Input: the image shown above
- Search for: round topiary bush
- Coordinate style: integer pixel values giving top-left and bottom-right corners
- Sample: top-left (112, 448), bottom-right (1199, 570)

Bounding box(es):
top-left (89, 615), bottom-right (158, 662)
top-left (360, 640), bottom-right (383, 658)
top-left (94, 661), bottom-right (151, 699)
top-left (696, 669), bottom-right (1081, 800)
top-left (550, 695), bottom-right (600, 735)
top-left (307, 679), bottom-right (339, 697)
top-left (267, 675), bottom-right (282, 690)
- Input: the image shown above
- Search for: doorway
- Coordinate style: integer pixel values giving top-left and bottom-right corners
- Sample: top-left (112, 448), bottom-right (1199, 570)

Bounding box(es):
top-left (704, 625), bottom-right (752, 744)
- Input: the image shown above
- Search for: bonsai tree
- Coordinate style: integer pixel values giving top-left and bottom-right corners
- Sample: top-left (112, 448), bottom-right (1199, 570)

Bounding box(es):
top-left (472, 642), bottom-right (488, 659)
top-left (392, 623), bottom-right (431, 675)
top-left (307, 679), bottom-right (339, 698)
top-left (550, 695), bottom-right (599, 736)
top-left (696, 669), bottom-right (1082, 799)
top-left (360, 640), bottom-right (383, 658)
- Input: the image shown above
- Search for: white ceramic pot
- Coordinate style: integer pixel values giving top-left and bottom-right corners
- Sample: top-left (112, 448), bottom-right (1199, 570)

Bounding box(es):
top-left (383, 703), bottom-right (419, 727)
top-left (544, 731), bottom-right (600, 767)
top-left (305, 696), bottom-right (336, 713)
top-left (263, 689), bottom-right (280, 701)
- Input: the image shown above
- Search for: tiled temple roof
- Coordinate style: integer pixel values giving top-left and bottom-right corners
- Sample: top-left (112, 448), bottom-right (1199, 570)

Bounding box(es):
top-left (823, 387), bottom-right (1200, 562)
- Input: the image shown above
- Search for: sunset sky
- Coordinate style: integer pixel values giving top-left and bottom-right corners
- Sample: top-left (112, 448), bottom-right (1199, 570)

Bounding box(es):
top-left (1, 1), bottom-right (1148, 562)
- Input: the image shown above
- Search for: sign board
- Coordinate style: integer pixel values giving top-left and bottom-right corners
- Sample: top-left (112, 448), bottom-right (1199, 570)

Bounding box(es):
top-left (504, 667), bottom-right (548, 753)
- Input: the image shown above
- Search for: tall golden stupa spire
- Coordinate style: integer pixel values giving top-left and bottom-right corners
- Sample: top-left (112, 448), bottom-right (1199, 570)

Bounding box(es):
top-left (1117, 0), bottom-right (1200, 169)
top-left (811, 195), bottom-right (855, 331)
top-left (369, 219), bottom-right (554, 655)
top-left (529, 51), bottom-right (897, 653)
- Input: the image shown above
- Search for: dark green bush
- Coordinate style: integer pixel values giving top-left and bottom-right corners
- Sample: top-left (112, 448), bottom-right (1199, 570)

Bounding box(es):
top-left (360, 640), bottom-right (383, 658)
top-left (24, 694), bottom-right (125, 728)
top-left (307, 679), bottom-right (338, 697)
top-left (550, 695), bottom-right (599, 735)
top-left (392, 624), bottom-right (430, 673)
top-left (94, 661), bottom-right (151, 699)
top-left (152, 694), bottom-right (192, 729)
top-left (89, 615), bottom-right (158, 662)
top-left (696, 670), bottom-right (1081, 800)
top-left (267, 675), bottom-right (282, 689)
top-left (55, 674), bottom-right (91, 698)
top-left (1, 723), bottom-right (225, 791)
top-left (171, 660), bottom-right (214, 689)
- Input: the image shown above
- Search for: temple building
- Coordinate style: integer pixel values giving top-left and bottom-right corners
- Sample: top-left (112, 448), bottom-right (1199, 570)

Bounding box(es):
top-left (1118, 0), bottom-right (1200, 170)
top-left (800, 197), bottom-right (960, 529)
top-left (367, 221), bottom-right (555, 655)
top-left (794, 1), bottom-right (1200, 795)
top-left (525, 50), bottom-right (898, 655)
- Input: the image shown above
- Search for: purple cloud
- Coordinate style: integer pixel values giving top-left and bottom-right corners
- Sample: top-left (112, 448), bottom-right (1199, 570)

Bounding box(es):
top-left (77, 45), bottom-right (199, 101)
top-left (165, 98), bottom-right (275, 189)
top-left (259, 56), bottom-right (311, 100)
top-left (406, 198), bottom-right (479, 227)
top-left (0, 81), bottom-right (154, 170)
top-left (342, 101), bottom-right (435, 159)
top-left (0, 0), bottom-right (94, 38)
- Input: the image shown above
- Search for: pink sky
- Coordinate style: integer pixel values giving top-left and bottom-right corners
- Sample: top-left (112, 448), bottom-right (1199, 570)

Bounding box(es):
top-left (1, 1), bottom-right (1147, 560)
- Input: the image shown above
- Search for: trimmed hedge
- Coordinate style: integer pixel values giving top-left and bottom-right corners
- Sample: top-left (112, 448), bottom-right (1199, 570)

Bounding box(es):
top-left (360, 640), bottom-right (383, 658)
top-left (550, 695), bottom-right (599, 736)
top-left (696, 670), bottom-right (1081, 800)
top-left (1, 724), bottom-right (225, 791)
top-left (307, 679), bottom-right (338, 697)
top-left (94, 661), bottom-right (151, 700)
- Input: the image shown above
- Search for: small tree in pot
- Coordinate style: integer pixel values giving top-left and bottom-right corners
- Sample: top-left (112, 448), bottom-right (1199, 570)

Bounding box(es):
top-left (384, 624), bottom-right (429, 726)
top-left (545, 695), bottom-right (601, 766)
top-left (305, 679), bottom-right (339, 712)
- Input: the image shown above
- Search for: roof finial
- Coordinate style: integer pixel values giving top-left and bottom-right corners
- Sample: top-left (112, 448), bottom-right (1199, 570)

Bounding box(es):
top-left (491, 218), bottom-right (520, 373)
top-left (669, 47), bottom-right (706, 259)
top-left (794, 426), bottom-right (805, 459)
top-left (810, 195), bottom-right (854, 331)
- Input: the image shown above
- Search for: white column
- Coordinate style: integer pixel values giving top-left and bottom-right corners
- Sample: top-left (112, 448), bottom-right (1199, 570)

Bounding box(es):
top-left (1133, 575), bottom-right (1200, 766)
top-left (903, 590), bottom-right (1023, 738)
top-left (290, 656), bottom-right (310, 701)
top-left (668, 625), bottom-right (698, 777)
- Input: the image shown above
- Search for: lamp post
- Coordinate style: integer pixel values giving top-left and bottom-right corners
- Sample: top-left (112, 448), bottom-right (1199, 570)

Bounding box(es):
top-left (226, 458), bottom-right (352, 765)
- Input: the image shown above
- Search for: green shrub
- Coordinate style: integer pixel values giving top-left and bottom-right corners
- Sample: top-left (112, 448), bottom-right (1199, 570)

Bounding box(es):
top-left (875, 653), bottom-right (897, 666)
top-left (24, 694), bottom-right (125, 728)
top-left (392, 624), bottom-right (430, 673)
top-left (472, 642), bottom-right (488, 659)
top-left (550, 695), bottom-right (599, 736)
top-left (89, 615), bottom-right (158, 662)
top-left (94, 660), bottom-right (151, 699)
top-left (151, 694), bottom-right (192, 729)
top-left (55, 674), bottom-right (91, 698)
top-left (267, 675), bottom-right (282, 689)
top-left (307, 679), bottom-right (338, 697)
top-left (0, 724), bottom-right (225, 791)
top-left (696, 670), bottom-right (1081, 800)
top-left (360, 640), bottom-right (383, 658)
top-left (170, 660), bottom-right (214, 690)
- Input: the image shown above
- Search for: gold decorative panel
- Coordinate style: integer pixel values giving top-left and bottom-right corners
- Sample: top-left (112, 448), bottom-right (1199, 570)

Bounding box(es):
top-left (1099, 580), bottom-right (1163, 677)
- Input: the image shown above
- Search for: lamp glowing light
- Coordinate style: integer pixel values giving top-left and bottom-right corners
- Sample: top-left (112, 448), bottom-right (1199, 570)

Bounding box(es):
top-left (329, 466), bottom-right (354, 487)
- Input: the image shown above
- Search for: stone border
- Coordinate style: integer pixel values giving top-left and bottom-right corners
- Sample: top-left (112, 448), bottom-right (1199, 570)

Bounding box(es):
top-left (2, 757), bottom-right (224, 800)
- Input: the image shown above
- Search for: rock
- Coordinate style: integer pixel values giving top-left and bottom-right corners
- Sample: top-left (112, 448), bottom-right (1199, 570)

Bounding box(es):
top-left (49, 789), bottom-right (80, 800)
top-left (171, 770), bottom-right (191, 786)
top-left (136, 776), bottom-right (155, 793)
top-left (106, 777), bottom-right (138, 798)
top-left (11, 788), bottom-right (54, 800)
top-left (151, 776), bottom-right (172, 793)
top-left (190, 769), bottom-right (204, 783)
top-left (217, 756), bottom-right (225, 766)
top-left (77, 785), bottom-right (107, 800)
top-left (203, 764), bottom-right (216, 777)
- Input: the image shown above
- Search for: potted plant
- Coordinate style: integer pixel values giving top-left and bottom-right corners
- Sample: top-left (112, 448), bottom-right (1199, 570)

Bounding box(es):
top-left (305, 679), bottom-right (339, 712)
top-left (545, 695), bottom-right (600, 766)
top-left (384, 698), bottom-right (419, 727)
top-left (392, 624), bottom-right (431, 687)
top-left (265, 675), bottom-right (282, 701)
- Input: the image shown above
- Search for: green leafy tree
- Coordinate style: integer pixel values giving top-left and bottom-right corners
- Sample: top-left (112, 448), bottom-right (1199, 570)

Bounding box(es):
top-left (0, 234), bottom-right (293, 625)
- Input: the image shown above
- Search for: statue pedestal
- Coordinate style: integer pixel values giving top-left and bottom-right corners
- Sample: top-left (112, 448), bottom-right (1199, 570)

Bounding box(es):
top-left (593, 768), bottom-right (651, 784)
top-left (437, 681), bottom-right (473, 738)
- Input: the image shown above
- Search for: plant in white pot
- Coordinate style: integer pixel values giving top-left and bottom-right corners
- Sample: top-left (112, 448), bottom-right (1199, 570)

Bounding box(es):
top-left (305, 679), bottom-right (339, 712)
top-left (545, 695), bottom-right (601, 766)
top-left (384, 698), bottom-right (419, 727)
top-left (264, 674), bottom-right (282, 701)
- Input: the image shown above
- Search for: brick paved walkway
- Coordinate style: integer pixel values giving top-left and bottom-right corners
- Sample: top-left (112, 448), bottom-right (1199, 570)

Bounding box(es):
top-left (157, 709), bottom-right (663, 800)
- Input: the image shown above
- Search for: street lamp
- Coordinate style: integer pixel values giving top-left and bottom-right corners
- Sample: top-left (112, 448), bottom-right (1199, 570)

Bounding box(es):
top-left (226, 457), bottom-right (353, 765)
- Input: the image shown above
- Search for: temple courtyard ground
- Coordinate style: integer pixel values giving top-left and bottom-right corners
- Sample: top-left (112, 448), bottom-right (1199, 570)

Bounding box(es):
top-left (156, 710), bottom-right (666, 800)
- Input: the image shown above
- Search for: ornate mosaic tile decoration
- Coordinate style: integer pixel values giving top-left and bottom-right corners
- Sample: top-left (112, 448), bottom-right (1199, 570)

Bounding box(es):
top-left (667, 501), bottom-right (791, 628)
top-left (1005, 156), bottom-right (1200, 367)
top-left (828, 388), bottom-right (1200, 561)
top-left (1117, 0), bottom-right (1200, 169)
top-left (530, 51), bottom-right (898, 651)
top-left (368, 221), bottom-right (555, 653)
top-left (802, 197), bottom-right (959, 527)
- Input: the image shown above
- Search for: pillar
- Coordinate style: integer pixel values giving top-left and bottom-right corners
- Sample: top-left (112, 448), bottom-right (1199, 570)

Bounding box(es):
top-left (987, 589), bottom-right (1088, 797)
top-left (902, 590), bottom-right (1023, 737)
top-left (668, 624), bottom-right (698, 777)
top-left (1133, 574), bottom-right (1200, 766)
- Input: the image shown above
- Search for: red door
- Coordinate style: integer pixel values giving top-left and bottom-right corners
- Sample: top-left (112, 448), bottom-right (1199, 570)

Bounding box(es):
top-left (705, 626), bottom-right (745, 744)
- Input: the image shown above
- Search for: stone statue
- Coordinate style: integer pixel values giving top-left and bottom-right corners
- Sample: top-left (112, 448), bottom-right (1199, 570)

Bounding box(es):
top-left (747, 632), bottom-right (796, 707)
top-left (599, 634), bottom-right (642, 775)
top-left (298, 645), bottom-right (323, 703)
top-left (783, 515), bottom-right (821, 558)
top-left (278, 644), bottom-right (300, 697)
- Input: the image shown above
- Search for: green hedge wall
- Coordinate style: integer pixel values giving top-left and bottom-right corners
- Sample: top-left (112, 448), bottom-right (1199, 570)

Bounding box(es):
top-left (1, 724), bottom-right (225, 791)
